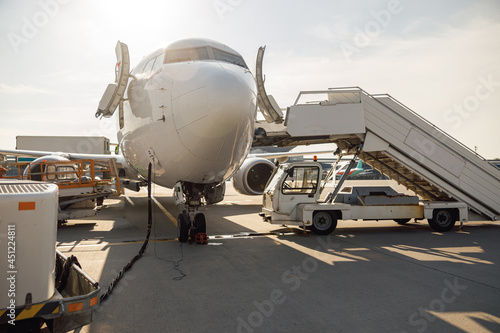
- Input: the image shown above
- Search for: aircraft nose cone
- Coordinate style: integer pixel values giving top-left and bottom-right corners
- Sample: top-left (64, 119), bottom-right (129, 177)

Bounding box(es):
top-left (171, 63), bottom-right (256, 162)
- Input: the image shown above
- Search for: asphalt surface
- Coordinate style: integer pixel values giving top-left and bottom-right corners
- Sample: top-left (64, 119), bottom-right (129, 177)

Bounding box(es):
top-left (57, 180), bottom-right (500, 333)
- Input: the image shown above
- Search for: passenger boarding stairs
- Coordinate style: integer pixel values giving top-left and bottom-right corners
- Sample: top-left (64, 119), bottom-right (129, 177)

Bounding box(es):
top-left (253, 87), bottom-right (500, 221)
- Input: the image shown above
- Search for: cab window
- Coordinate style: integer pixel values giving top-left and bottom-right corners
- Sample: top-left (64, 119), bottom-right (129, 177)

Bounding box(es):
top-left (46, 165), bottom-right (56, 180)
top-left (165, 47), bottom-right (209, 63)
top-left (57, 166), bottom-right (78, 180)
top-left (282, 166), bottom-right (319, 194)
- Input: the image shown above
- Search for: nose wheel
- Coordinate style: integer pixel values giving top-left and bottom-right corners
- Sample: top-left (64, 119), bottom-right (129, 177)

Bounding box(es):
top-left (177, 212), bottom-right (207, 243)
top-left (177, 213), bottom-right (190, 243)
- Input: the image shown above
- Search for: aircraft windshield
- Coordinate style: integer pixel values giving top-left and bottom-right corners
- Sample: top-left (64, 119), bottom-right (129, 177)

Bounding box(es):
top-left (166, 47), bottom-right (209, 63)
top-left (212, 48), bottom-right (247, 68)
top-left (165, 46), bottom-right (247, 68)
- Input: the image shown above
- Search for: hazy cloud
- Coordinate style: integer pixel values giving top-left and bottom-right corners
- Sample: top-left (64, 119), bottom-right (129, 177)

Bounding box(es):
top-left (0, 83), bottom-right (53, 95)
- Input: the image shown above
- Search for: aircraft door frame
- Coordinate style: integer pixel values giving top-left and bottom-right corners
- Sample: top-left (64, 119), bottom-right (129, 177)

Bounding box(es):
top-left (96, 41), bottom-right (130, 118)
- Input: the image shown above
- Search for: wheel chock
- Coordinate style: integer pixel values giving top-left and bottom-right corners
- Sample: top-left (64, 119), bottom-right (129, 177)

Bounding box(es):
top-left (188, 226), bottom-right (197, 244)
top-left (195, 233), bottom-right (208, 244)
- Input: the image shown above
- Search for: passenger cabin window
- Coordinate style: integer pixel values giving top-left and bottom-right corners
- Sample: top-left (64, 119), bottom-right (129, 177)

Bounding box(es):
top-left (282, 166), bottom-right (319, 195)
top-left (166, 47), bottom-right (209, 63)
top-left (212, 48), bottom-right (247, 68)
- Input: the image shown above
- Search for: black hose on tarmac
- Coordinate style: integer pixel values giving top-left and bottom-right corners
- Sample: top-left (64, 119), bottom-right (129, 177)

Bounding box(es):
top-left (100, 163), bottom-right (153, 302)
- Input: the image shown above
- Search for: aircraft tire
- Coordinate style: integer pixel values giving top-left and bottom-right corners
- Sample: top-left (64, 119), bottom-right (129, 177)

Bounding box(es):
top-left (194, 213), bottom-right (206, 233)
top-left (177, 213), bottom-right (190, 242)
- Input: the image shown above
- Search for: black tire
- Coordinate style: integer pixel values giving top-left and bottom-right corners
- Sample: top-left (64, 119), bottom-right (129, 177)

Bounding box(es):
top-left (194, 213), bottom-right (206, 233)
top-left (428, 209), bottom-right (456, 232)
top-left (394, 219), bottom-right (411, 225)
top-left (177, 213), bottom-right (190, 242)
top-left (311, 211), bottom-right (337, 235)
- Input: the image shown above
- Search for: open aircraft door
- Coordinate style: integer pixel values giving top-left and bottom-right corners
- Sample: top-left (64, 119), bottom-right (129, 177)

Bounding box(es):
top-left (256, 46), bottom-right (284, 124)
top-left (96, 41), bottom-right (130, 118)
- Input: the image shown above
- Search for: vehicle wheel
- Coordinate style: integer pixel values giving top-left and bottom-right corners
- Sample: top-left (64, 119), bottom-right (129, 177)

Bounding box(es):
top-left (428, 209), bottom-right (455, 232)
top-left (194, 213), bottom-right (206, 233)
top-left (177, 213), bottom-right (190, 242)
top-left (311, 211), bottom-right (337, 235)
top-left (394, 218), bottom-right (411, 225)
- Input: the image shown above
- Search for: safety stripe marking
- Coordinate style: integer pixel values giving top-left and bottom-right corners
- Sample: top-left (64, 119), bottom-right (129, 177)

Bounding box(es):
top-left (16, 304), bottom-right (45, 320)
top-left (0, 302), bottom-right (61, 324)
top-left (152, 196), bottom-right (177, 226)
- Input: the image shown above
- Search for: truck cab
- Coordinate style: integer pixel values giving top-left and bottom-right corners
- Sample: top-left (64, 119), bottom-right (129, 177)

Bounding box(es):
top-left (263, 162), bottom-right (322, 213)
top-left (24, 156), bottom-right (78, 182)
top-left (262, 162), bottom-right (332, 233)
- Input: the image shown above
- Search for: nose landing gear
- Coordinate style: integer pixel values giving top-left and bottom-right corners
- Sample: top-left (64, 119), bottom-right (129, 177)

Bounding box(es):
top-left (174, 181), bottom-right (224, 243)
top-left (177, 211), bottom-right (208, 243)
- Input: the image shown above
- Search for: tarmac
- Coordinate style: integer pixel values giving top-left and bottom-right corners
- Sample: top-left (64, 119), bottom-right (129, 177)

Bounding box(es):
top-left (59, 180), bottom-right (500, 333)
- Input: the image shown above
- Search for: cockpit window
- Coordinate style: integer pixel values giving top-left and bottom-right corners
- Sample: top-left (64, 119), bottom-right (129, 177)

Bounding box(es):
top-left (166, 47), bottom-right (209, 63)
top-left (164, 46), bottom-right (248, 68)
top-left (131, 52), bottom-right (165, 76)
top-left (143, 57), bottom-right (156, 73)
top-left (212, 48), bottom-right (247, 68)
top-left (151, 53), bottom-right (164, 72)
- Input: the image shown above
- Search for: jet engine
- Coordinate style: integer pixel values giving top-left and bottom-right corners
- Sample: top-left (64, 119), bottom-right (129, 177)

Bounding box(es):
top-left (232, 157), bottom-right (275, 195)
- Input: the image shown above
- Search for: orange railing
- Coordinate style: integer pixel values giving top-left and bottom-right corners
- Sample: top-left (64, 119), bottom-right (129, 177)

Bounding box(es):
top-left (0, 159), bottom-right (122, 195)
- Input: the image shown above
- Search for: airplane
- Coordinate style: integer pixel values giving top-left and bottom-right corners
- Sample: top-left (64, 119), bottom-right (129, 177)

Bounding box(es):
top-left (0, 38), bottom-right (334, 241)
top-left (1, 38), bottom-right (260, 242)
top-left (335, 159), bottom-right (364, 178)
top-left (0, 38), bottom-right (329, 241)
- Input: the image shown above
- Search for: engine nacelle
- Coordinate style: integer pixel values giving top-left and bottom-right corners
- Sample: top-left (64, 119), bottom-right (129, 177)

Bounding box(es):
top-left (232, 157), bottom-right (275, 195)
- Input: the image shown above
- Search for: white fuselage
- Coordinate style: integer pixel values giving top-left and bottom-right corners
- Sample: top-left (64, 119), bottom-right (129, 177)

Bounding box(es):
top-left (118, 43), bottom-right (257, 188)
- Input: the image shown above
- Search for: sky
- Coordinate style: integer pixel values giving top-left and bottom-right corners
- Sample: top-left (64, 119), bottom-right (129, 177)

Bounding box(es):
top-left (0, 0), bottom-right (499, 158)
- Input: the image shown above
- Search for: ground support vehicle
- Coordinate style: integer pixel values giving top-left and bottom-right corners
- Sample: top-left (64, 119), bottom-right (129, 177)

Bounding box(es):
top-left (0, 251), bottom-right (100, 332)
top-left (0, 158), bottom-right (121, 221)
top-left (0, 181), bottom-right (100, 332)
top-left (261, 160), bottom-right (468, 234)
top-left (255, 87), bottom-right (500, 231)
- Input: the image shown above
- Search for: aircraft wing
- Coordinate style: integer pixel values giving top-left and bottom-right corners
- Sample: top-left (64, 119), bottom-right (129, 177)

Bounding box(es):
top-left (250, 149), bottom-right (335, 163)
top-left (0, 148), bottom-right (65, 159)
top-left (251, 150), bottom-right (334, 159)
top-left (0, 148), bottom-right (126, 167)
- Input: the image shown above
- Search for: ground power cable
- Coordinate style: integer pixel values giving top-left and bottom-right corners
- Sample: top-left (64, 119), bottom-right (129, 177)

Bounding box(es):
top-left (150, 162), bottom-right (186, 280)
top-left (100, 162), bottom-right (153, 302)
